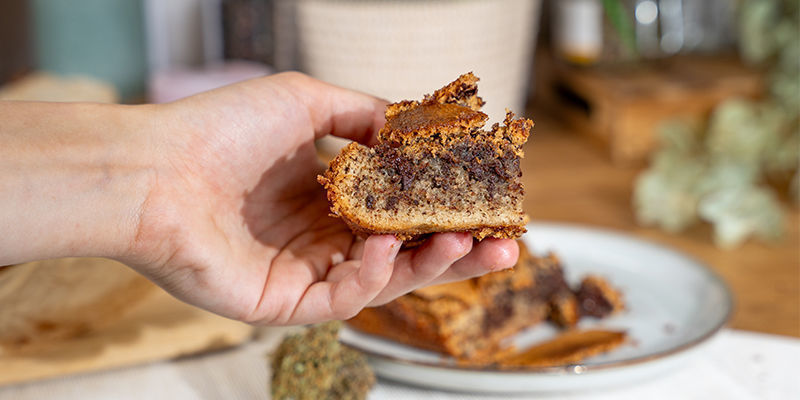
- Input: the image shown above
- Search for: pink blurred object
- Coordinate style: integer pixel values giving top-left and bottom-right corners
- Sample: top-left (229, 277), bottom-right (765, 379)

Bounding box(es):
top-left (148, 61), bottom-right (272, 103)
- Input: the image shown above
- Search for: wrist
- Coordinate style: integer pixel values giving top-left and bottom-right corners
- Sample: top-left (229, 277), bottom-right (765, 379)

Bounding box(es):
top-left (0, 101), bottom-right (161, 265)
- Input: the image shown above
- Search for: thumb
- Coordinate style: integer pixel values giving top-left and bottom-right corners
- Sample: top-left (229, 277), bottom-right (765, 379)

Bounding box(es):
top-left (273, 72), bottom-right (388, 146)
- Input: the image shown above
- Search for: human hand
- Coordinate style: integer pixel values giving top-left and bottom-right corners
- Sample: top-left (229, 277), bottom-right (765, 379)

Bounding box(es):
top-left (0, 72), bottom-right (519, 326)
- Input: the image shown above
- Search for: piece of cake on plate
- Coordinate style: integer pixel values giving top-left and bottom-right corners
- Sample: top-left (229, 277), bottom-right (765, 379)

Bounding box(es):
top-left (348, 241), bottom-right (625, 361)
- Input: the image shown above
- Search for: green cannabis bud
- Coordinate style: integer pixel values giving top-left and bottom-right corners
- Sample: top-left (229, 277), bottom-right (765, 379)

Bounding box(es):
top-left (270, 321), bottom-right (375, 400)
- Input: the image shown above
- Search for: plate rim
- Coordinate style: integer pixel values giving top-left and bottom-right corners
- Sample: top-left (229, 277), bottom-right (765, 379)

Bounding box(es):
top-left (342, 222), bottom-right (734, 375)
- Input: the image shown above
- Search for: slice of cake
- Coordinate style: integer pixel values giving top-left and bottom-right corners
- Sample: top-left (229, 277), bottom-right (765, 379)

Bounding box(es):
top-left (347, 243), bottom-right (571, 360)
top-left (346, 242), bottom-right (625, 361)
top-left (318, 73), bottom-right (533, 241)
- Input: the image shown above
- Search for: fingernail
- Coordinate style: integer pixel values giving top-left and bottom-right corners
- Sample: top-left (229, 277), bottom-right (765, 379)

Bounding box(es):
top-left (490, 263), bottom-right (515, 272)
top-left (490, 246), bottom-right (517, 271)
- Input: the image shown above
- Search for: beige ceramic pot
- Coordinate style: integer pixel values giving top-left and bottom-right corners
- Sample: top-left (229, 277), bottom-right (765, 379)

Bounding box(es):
top-left (296, 0), bottom-right (542, 151)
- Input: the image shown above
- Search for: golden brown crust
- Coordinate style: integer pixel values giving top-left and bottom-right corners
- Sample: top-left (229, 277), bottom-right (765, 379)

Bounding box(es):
top-left (492, 330), bottom-right (627, 369)
top-left (422, 71), bottom-right (485, 110)
top-left (379, 103), bottom-right (488, 145)
top-left (549, 291), bottom-right (581, 328)
top-left (317, 143), bottom-right (361, 219)
top-left (490, 111), bottom-right (534, 157)
top-left (336, 218), bottom-right (528, 242)
top-left (346, 299), bottom-right (461, 355)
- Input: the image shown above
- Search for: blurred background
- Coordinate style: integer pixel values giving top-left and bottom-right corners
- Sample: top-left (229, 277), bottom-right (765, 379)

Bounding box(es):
top-left (0, 0), bottom-right (797, 390)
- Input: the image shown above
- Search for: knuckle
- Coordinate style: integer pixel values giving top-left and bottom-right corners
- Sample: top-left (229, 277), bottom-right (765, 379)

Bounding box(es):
top-left (442, 235), bottom-right (472, 259)
top-left (277, 71), bottom-right (312, 86)
top-left (334, 303), bottom-right (362, 321)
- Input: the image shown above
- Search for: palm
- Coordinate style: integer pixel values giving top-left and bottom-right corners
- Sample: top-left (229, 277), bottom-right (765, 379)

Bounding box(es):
top-left (133, 72), bottom-right (519, 325)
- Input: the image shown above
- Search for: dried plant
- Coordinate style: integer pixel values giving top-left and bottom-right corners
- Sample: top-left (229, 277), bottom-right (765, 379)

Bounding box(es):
top-left (634, 0), bottom-right (798, 248)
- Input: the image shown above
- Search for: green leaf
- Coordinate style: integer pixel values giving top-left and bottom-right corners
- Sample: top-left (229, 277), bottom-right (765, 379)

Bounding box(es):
top-left (602, 0), bottom-right (638, 59)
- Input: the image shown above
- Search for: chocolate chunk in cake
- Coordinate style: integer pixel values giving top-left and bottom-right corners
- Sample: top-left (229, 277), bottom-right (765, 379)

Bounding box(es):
top-left (576, 275), bottom-right (625, 318)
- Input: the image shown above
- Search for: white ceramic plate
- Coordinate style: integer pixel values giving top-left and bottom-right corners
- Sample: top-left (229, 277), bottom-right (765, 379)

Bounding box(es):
top-left (340, 223), bottom-right (733, 394)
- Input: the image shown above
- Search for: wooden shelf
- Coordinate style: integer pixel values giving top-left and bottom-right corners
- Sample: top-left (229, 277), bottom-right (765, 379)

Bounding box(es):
top-left (535, 55), bottom-right (764, 165)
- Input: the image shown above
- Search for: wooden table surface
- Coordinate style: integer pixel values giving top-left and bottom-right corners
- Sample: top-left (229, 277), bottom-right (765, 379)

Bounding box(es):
top-left (521, 114), bottom-right (800, 338)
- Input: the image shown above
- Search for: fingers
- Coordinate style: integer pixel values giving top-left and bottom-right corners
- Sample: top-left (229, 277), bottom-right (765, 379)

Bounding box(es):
top-left (284, 235), bottom-right (400, 324)
top-left (427, 238), bottom-right (519, 286)
top-left (367, 233), bottom-right (473, 306)
top-left (270, 234), bottom-right (517, 324)
top-left (270, 235), bottom-right (517, 325)
top-left (273, 72), bottom-right (387, 145)
top-left (346, 236), bottom-right (366, 260)
top-left (355, 235), bottom-right (402, 290)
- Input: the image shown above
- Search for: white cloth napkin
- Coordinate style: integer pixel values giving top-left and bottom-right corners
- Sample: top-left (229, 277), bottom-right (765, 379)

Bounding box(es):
top-left (1, 329), bottom-right (797, 400)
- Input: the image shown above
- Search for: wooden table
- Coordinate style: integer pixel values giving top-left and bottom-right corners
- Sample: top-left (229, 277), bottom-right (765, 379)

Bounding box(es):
top-left (521, 114), bottom-right (800, 337)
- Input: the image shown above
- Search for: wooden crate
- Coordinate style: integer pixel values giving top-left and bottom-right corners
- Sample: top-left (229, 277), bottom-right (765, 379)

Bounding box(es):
top-left (536, 55), bottom-right (764, 165)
